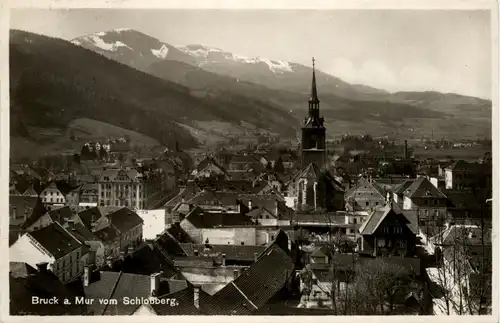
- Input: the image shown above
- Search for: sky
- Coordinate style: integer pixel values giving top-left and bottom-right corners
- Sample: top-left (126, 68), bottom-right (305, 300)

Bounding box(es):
top-left (10, 9), bottom-right (492, 99)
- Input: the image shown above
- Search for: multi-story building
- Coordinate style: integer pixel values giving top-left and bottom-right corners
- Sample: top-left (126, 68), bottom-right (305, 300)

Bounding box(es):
top-left (10, 222), bottom-right (89, 283)
top-left (97, 168), bottom-right (146, 209)
top-left (445, 160), bottom-right (492, 190)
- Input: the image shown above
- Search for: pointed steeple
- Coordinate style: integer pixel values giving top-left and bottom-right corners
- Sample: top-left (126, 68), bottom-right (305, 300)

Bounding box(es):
top-left (309, 57), bottom-right (320, 104)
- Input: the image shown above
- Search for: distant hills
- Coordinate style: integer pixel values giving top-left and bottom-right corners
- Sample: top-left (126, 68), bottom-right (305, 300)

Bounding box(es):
top-left (9, 28), bottom-right (492, 159)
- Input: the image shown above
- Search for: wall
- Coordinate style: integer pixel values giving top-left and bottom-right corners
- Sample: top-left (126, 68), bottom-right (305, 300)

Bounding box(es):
top-left (180, 220), bottom-right (202, 243)
top-left (9, 234), bottom-right (55, 270)
top-left (445, 169), bottom-right (453, 189)
top-left (201, 227), bottom-right (256, 245)
top-left (403, 196), bottom-right (413, 210)
top-left (137, 209), bottom-right (165, 240)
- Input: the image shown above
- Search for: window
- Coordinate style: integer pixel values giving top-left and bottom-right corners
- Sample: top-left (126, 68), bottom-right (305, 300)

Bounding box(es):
top-left (394, 227), bottom-right (402, 234)
top-left (377, 238), bottom-right (385, 247)
top-left (397, 240), bottom-right (405, 248)
top-left (434, 200), bottom-right (438, 205)
top-left (382, 227), bottom-right (389, 234)
top-left (353, 218), bottom-right (357, 224)
top-left (366, 202), bottom-right (369, 206)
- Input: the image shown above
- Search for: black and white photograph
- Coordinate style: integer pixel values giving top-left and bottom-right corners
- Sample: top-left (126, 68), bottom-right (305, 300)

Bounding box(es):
top-left (4, 2), bottom-right (498, 318)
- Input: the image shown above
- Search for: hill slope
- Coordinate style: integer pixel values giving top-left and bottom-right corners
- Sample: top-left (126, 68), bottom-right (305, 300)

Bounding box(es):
top-left (10, 30), bottom-right (299, 158)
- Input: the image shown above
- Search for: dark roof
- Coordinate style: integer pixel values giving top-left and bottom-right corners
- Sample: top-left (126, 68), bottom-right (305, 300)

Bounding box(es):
top-left (108, 207), bottom-right (144, 233)
top-left (9, 196), bottom-right (45, 227)
top-left (78, 207), bottom-right (103, 228)
top-left (46, 206), bottom-right (73, 224)
top-left (447, 160), bottom-right (475, 171)
top-left (184, 207), bottom-right (254, 228)
top-left (157, 229), bottom-right (191, 255)
top-left (208, 242), bottom-right (294, 314)
top-left (431, 225), bottom-right (492, 247)
top-left (394, 179), bottom-right (415, 194)
top-left (28, 222), bottom-right (83, 258)
top-left (63, 221), bottom-right (100, 243)
top-left (111, 243), bottom-right (178, 278)
top-left (10, 262), bottom-right (86, 315)
top-left (150, 286), bottom-right (212, 315)
top-left (93, 226), bottom-right (119, 243)
top-left (180, 243), bottom-right (267, 262)
top-left (359, 203), bottom-right (418, 235)
top-left (445, 189), bottom-right (491, 209)
top-left (403, 177), bottom-right (447, 199)
top-left (187, 190), bottom-right (241, 207)
top-left (164, 181), bottom-right (202, 208)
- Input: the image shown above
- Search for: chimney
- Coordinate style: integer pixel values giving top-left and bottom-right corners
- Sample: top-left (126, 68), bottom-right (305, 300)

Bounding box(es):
top-left (404, 140), bottom-right (408, 160)
top-left (222, 253), bottom-right (226, 266)
top-left (36, 262), bottom-right (48, 272)
top-left (106, 257), bottom-right (112, 268)
top-left (254, 252), bottom-right (259, 262)
top-left (83, 266), bottom-right (90, 287)
top-left (248, 200), bottom-right (252, 210)
top-left (233, 268), bottom-right (240, 279)
top-left (193, 285), bottom-right (200, 309)
top-left (275, 200), bottom-right (279, 217)
top-left (67, 220), bottom-right (75, 230)
top-left (194, 249), bottom-right (199, 256)
top-left (150, 273), bottom-right (161, 298)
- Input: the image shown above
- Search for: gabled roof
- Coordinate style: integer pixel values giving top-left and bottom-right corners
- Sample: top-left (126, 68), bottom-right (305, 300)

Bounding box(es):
top-left (78, 207), bottom-right (103, 228)
top-left (165, 181), bottom-right (202, 208)
top-left (446, 160), bottom-right (474, 171)
top-left (107, 207), bottom-right (144, 233)
top-left (28, 222), bottom-right (84, 259)
top-left (346, 177), bottom-right (386, 199)
top-left (359, 202), bottom-right (418, 235)
top-left (394, 179), bottom-right (415, 194)
top-left (93, 226), bottom-right (119, 243)
top-left (311, 245), bottom-right (330, 258)
top-left (297, 162), bottom-right (321, 179)
top-left (207, 242), bottom-right (294, 314)
top-left (431, 224), bottom-right (492, 247)
top-left (62, 220), bottom-right (100, 243)
top-left (10, 196), bottom-right (45, 227)
top-left (22, 185), bottom-right (38, 197)
top-left (403, 177), bottom-right (447, 199)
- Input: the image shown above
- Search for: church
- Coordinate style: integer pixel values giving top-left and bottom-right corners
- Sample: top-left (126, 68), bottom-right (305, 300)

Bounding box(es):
top-left (286, 59), bottom-right (345, 213)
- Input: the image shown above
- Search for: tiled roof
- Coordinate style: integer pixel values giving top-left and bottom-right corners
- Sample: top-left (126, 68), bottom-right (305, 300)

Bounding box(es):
top-left (187, 190), bottom-right (241, 207)
top-left (150, 286), bottom-right (212, 315)
top-left (166, 223), bottom-right (194, 244)
top-left (107, 208), bottom-right (144, 233)
top-left (10, 262), bottom-right (86, 315)
top-left (207, 242), bottom-right (294, 314)
top-left (46, 206), bottom-right (73, 224)
top-left (112, 243), bottom-right (178, 278)
top-left (394, 179), bottom-right (415, 194)
top-left (10, 196), bottom-right (45, 227)
top-left (78, 207), bottom-right (103, 228)
top-left (447, 160), bottom-right (475, 171)
top-left (164, 181), bottom-right (202, 208)
top-left (157, 229), bottom-right (191, 255)
top-left (403, 177), bottom-right (447, 199)
top-left (94, 226), bottom-right (119, 243)
top-left (184, 207), bottom-right (254, 229)
top-left (63, 221), bottom-right (100, 243)
top-left (359, 203), bottom-right (418, 235)
top-left (28, 222), bottom-right (84, 259)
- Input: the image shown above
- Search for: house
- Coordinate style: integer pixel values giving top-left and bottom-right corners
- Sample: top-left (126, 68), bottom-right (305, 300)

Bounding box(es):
top-left (9, 195), bottom-right (47, 244)
top-left (22, 205), bottom-right (74, 232)
top-left (22, 184), bottom-right (39, 197)
top-left (205, 241), bottom-right (295, 314)
top-left (91, 207), bottom-right (144, 257)
top-left (79, 183), bottom-right (99, 206)
top-left (180, 206), bottom-right (255, 245)
top-left (445, 160), bottom-right (492, 190)
top-left (394, 177), bottom-right (448, 234)
top-left (97, 168), bottom-right (147, 209)
top-left (9, 262), bottom-right (86, 315)
top-left (191, 156), bottom-right (229, 180)
top-left (65, 186), bottom-right (81, 206)
top-left (345, 177), bottom-right (387, 212)
top-left (358, 202), bottom-right (419, 257)
top-left (286, 163), bottom-right (345, 212)
top-left (430, 224), bottom-right (492, 311)
top-left (82, 270), bottom-right (171, 315)
top-left (10, 222), bottom-right (89, 283)
top-left (241, 195), bottom-right (294, 226)
top-left (227, 153), bottom-right (262, 172)
top-left (186, 190), bottom-right (242, 213)
top-left (39, 182), bottom-right (67, 206)
top-left (164, 181), bottom-right (202, 228)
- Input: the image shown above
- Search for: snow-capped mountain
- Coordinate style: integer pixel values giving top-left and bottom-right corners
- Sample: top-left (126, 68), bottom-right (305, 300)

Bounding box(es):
top-left (71, 29), bottom-right (195, 70)
top-left (176, 44), bottom-right (294, 74)
top-left (72, 29), bottom-right (387, 98)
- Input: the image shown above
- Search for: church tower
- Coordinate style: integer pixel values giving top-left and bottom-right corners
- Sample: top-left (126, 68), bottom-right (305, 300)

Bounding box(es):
top-left (301, 58), bottom-right (326, 169)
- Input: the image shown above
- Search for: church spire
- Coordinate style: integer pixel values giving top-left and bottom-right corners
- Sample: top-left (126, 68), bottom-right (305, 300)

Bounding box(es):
top-left (308, 57), bottom-right (320, 120)
top-left (309, 57), bottom-right (320, 104)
